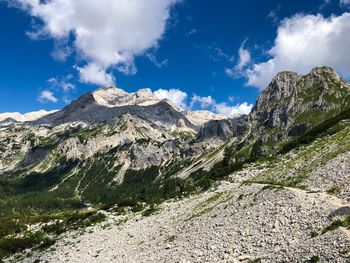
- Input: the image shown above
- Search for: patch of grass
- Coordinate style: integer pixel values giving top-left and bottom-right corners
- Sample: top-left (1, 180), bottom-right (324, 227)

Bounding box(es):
top-left (142, 204), bottom-right (160, 217)
top-left (248, 258), bottom-right (261, 263)
top-left (321, 216), bottom-right (350, 234)
top-left (327, 186), bottom-right (341, 195)
top-left (205, 193), bottom-right (222, 204)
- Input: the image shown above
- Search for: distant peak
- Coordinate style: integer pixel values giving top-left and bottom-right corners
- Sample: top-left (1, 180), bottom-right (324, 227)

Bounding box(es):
top-left (92, 86), bottom-right (159, 108)
top-left (94, 86), bottom-right (127, 96)
top-left (0, 109), bottom-right (58, 123)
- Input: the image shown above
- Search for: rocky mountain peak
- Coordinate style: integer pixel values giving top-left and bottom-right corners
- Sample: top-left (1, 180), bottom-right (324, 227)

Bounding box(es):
top-left (92, 86), bottom-right (159, 107)
top-left (310, 66), bottom-right (340, 78)
top-left (246, 66), bottom-right (350, 156)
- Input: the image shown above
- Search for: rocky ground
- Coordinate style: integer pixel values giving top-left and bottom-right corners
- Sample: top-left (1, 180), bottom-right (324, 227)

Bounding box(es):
top-left (10, 177), bottom-right (350, 263)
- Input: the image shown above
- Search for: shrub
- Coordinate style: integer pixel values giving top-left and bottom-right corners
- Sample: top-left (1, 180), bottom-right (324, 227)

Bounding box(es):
top-left (309, 255), bottom-right (320, 262)
top-left (142, 204), bottom-right (159, 217)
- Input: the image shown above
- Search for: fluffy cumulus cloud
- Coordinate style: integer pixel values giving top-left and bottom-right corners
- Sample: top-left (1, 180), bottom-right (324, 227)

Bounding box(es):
top-left (38, 90), bottom-right (58, 103)
top-left (77, 64), bottom-right (115, 86)
top-left (154, 89), bottom-right (188, 108)
top-left (9, 0), bottom-right (179, 85)
top-left (246, 12), bottom-right (350, 89)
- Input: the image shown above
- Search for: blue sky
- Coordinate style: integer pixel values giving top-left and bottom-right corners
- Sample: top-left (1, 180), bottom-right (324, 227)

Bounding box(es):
top-left (0, 0), bottom-right (350, 114)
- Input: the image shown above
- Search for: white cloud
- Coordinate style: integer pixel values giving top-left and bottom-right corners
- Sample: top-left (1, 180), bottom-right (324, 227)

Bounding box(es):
top-left (340, 0), bottom-right (350, 7)
top-left (9, 0), bottom-right (179, 85)
top-left (225, 40), bottom-right (251, 78)
top-left (153, 88), bottom-right (253, 117)
top-left (267, 5), bottom-right (281, 23)
top-left (38, 90), bottom-right (58, 103)
top-left (267, 10), bottom-right (279, 23)
top-left (215, 102), bottom-right (253, 117)
top-left (225, 68), bottom-right (235, 78)
top-left (236, 41), bottom-right (251, 71)
top-left (186, 28), bottom-right (197, 36)
top-left (154, 88), bottom-right (188, 108)
top-left (210, 47), bottom-right (234, 63)
top-left (51, 44), bottom-right (72, 62)
top-left (46, 74), bottom-right (75, 103)
top-left (190, 94), bottom-right (253, 117)
top-left (77, 63), bottom-right (115, 86)
top-left (147, 53), bottom-right (169, 68)
top-left (246, 12), bottom-right (350, 89)
top-left (190, 95), bottom-right (215, 109)
top-left (48, 75), bottom-right (75, 92)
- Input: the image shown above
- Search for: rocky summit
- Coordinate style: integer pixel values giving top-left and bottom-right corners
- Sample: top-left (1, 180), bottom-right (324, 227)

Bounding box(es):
top-left (1, 67), bottom-right (350, 263)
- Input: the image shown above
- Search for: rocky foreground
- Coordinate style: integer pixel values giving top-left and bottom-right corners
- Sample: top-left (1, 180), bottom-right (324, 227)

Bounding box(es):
top-left (12, 168), bottom-right (350, 263)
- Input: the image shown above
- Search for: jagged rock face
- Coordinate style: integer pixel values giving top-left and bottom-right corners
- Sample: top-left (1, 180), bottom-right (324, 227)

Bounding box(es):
top-left (248, 67), bottom-right (350, 145)
top-left (197, 116), bottom-right (249, 141)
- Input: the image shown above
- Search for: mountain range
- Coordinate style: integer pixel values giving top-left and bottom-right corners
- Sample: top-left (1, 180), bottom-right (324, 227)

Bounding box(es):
top-left (1, 66), bottom-right (350, 262)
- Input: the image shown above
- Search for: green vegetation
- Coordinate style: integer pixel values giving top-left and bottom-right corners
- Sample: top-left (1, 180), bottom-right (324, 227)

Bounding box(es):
top-left (327, 186), bottom-right (341, 195)
top-left (308, 255), bottom-right (320, 263)
top-left (321, 216), bottom-right (350, 234)
top-left (0, 231), bottom-right (55, 259)
top-left (142, 204), bottom-right (160, 217)
top-left (171, 130), bottom-right (195, 140)
top-left (0, 210), bottom-right (107, 260)
top-left (238, 117), bottom-right (350, 189)
top-left (248, 258), bottom-right (261, 263)
top-left (280, 107), bottom-right (350, 155)
top-left (165, 235), bottom-right (176, 242)
top-left (310, 230), bottom-right (319, 238)
top-left (77, 126), bottom-right (104, 144)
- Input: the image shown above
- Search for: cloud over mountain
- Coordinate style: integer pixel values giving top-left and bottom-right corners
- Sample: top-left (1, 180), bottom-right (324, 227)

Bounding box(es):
top-left (246, 12), bottom-right (350, 89)
top-left (9, 0), bottom-right (179, 85)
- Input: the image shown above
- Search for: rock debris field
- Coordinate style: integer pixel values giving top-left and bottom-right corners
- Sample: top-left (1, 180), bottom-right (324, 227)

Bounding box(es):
top-left (13, 179), bottom-right (350, 263)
